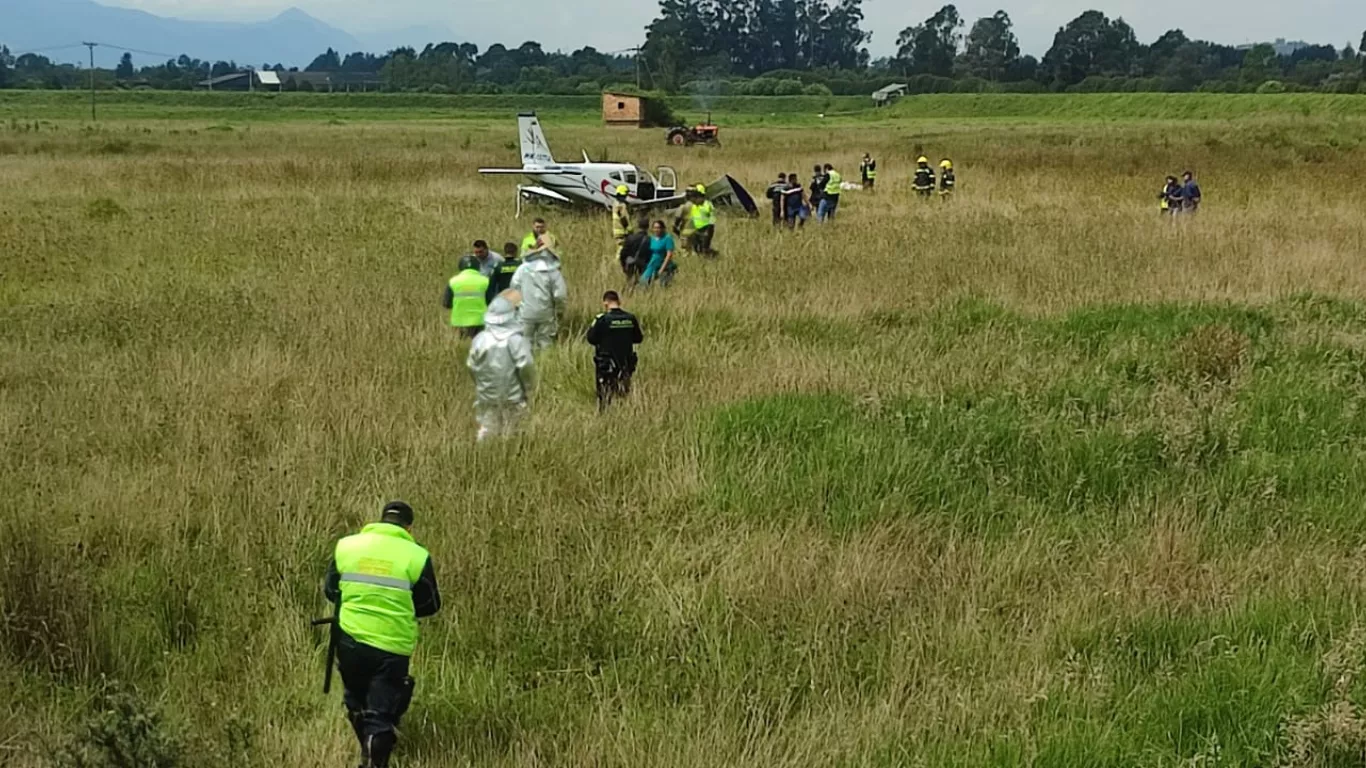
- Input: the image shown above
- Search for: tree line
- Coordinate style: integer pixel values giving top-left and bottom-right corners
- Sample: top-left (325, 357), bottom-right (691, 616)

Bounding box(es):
top-left (2, 1), bottom-right (1365, 95)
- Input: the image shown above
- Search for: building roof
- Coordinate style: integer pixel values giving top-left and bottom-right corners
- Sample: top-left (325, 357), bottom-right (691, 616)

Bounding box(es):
top-left (257, 71), bottom-right (281, 86)
top-left (872, 83), bottom-right (908, 97)
top-left (198, 73), bottom-right (250, 87)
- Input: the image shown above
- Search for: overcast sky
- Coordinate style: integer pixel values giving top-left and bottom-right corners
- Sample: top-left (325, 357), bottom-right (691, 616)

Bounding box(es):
top-left (104, 0), bottom-right (1366, 57)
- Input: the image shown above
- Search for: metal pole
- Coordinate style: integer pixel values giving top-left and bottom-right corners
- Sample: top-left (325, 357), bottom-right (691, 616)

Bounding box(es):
top-left (83, 42), bottom-right (96, 121)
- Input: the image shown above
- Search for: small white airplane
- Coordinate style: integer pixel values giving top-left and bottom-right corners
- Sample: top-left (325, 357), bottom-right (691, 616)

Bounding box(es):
top-left (479, 112), bottom-right (757, 217)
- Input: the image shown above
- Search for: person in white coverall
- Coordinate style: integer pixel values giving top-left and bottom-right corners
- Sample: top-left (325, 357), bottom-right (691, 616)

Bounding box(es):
top-left (466, 291), bottom-right (538, 441)
top-left (509, 244), bottom-right (567, 351)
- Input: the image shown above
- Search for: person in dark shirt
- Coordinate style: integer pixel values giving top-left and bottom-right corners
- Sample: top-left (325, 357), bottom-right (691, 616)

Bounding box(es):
top-left (1181, 171), bottom-right (1202, 213)
top-left (486, 242), bottom-right (521, 303)
top-left (765, 173), bottom-right (787, 227)
top-left (619, 218), bottom-right (651, 287)
top-left (809, 164), bottom-right (827, 211)
top-left (585, 291), bottom-right (644, 411)
top-left (1159, 175), bottom-right (1182, 215)
top-left (782, 173), bottom-right (807, 229)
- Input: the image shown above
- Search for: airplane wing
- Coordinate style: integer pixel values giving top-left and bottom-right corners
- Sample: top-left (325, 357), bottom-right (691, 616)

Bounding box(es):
top-left (519, 185), bottom-right (573, 204)
top-left (706, 175), bottom-right (760, 216)
top-left (479, 168), bottom-right (530, 175)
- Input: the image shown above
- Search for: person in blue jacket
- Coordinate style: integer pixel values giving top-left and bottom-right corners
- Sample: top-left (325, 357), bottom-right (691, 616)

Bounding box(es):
top-left (1181, 171), bottom-right (1202, 213)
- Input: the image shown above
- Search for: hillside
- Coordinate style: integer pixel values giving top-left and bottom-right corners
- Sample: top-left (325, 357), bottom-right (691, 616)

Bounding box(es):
top-left (0, 0), bottom-right (361, 67)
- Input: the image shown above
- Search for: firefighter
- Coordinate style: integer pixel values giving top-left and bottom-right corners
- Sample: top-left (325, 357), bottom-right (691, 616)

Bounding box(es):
top-left (860, 154), bottom-right (877, 190)
top-left (586, 290), bottom-right (644, 411)
top-left (610, 185), bottom-right (631, 250)
top-left (486, 242), bottom-right (521, 303)
top-left (442, 255), bottom-right (490, 339)
top-left (938, 159), bottom-right (955, 200)
top-left (913, 156), bottom-right (935, 198)
top-left (323, 501), bottom-right (441, 768)
top-left (467, 291), bottom-right (537, 440)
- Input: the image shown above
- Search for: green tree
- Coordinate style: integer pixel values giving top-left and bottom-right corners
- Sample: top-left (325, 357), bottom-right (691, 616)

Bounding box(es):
top-left (0, 46), bottom-right (11, 89)
top-left (116, 52), bottom-right (135, 80)
top-left (958, 10), bottom-right (1019, 80)
top-left (1240, 43), bottom-right (1278, 85)
top-left (1041, 10), bottom-right (1143, 87)
top-left (895, 4), bottom-right (963, 76)
top-left (306, 48), bottom-right (341, 72)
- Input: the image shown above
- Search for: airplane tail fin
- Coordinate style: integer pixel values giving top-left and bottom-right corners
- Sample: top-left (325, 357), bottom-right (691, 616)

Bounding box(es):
top-left (518, 112), bottom-right (554, 167)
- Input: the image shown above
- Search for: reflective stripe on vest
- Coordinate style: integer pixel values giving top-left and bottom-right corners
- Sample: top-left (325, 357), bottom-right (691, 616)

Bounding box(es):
top-left (824, 170), bottom-right (842, 196)
top-left (449, 270), bottom-right (490, 328)
top-left (335, 522), bottom-right (430, 656)
top-left (340, 572), bottom-right (413, 590)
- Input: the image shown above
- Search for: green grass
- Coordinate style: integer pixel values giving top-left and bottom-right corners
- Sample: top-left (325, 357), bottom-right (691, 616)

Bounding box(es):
top-left (4, 90), bottom-right (1366, 124)
top-left (5, 113), bottom-right (1366, 767)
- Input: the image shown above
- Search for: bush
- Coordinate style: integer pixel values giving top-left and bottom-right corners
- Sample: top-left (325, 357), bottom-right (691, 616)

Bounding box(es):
top-left (999, 79), bottom-right (1045, 94)
top-left (575, 81), bottom-right (601, 95)
top-left (743, 77), bottom-right (778, 96)
top-left (906, 74), bottom-right (956, 93)
top-left (54, 682), bottom-right (181, 768)
top-left (953, 76), bottom-right (990, 93)
top-left (773, 79), bottom-right (804, 96)
top-left (297, 80), bottom-right (314, 93)
top-left (426, 83), bottom-right (450, 94)
top-left (1256, 80), bottom-right (1286, 94)
top-left (801, 83), bottom-right (833, 96)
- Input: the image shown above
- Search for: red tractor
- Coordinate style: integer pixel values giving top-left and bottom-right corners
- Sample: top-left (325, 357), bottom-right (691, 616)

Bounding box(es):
top-left (666, 114), bottom-right (721, 147)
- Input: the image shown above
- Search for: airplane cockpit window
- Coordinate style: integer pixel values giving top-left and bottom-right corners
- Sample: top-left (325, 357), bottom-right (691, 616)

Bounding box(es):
top-left (624, 171), bottom-right (638, 185)
top-left (610, 172), bottom-right (622, 182)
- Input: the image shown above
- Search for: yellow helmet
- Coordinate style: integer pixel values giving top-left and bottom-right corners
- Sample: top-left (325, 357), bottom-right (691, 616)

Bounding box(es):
top-left (695, 183), bottom-right (707, 194)
top-left (917, 156), bottom-right (929, 164)
top-left (615, 185), bottom-right (629, 197)
top-left (940, 159), bottom-right (953, 169)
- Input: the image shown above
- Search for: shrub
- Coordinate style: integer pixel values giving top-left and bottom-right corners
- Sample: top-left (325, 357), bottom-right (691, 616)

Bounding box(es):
top-left (999, 79), bottom-right (1045, 93)
top-left (1256, 80), bottom-right (1286, 94)
top-left (743, 78), bottom-right (778, 96)
top-left (953, 76), bottom-right (990, 93)
top-left (773, 79), bottom-right (804, 96)
top-left (427, 83), bottom-right (450, 94)
top-left (801, 82), bottom-right (833, 96)
top-left (53, 681), bottom-right (181, 768)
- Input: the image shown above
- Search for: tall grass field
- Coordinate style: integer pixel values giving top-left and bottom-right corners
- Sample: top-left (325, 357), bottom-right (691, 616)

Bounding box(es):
top-left (6, 99), bottom-right (1366, 767)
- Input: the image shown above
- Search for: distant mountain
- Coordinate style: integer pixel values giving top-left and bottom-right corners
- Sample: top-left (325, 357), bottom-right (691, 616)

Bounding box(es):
top-left (0, 0), bottom-right (363, 68)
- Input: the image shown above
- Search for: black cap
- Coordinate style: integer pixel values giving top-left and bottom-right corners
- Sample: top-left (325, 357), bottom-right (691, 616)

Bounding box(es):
top-left (381, 500), bottom-right (414, 526)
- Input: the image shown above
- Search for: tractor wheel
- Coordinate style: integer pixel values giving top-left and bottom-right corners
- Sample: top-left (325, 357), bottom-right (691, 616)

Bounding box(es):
top-left (670, 132), bottom-right (687, 146)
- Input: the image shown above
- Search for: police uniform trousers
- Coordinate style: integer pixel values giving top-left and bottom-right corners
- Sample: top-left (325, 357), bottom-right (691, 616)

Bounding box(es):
top-left (337, 630), bottom-right (414, 768)
top-left (595, 353), bottom-right (637, 409)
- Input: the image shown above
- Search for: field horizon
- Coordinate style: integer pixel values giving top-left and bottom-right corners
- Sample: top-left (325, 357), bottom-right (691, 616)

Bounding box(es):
top-left (6, 103), bottom-right (1366, 767)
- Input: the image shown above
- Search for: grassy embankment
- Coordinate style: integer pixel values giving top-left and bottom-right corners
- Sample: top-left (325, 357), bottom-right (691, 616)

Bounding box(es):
top-left (5, 90), bottom-right (1366, 123)
top-left (5, 111), bottom-right (1366, 767)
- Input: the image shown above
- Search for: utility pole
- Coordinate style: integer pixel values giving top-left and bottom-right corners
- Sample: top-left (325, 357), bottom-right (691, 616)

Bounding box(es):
top-left (83, 42), bottom-right (97, 121)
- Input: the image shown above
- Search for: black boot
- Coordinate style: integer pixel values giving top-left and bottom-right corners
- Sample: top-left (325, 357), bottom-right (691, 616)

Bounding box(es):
top-left (367, 731), bottom-right (397, 768)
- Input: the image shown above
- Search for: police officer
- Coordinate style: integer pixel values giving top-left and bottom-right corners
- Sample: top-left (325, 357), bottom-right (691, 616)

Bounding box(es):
top-left (586, 291), bottom-right (644, 411)
top-left (323, 501), bottom-right (441, 768)
top-left (860, 154), bottom-right (877, 190)
top-left (443, 255), bottom-right (490, 338)
top-left (938, 159), bottom-right (955, 200)
top-left (913, 156), bottom-right (936, 198)
top-left (487, 243), bottom-right (521, 303)
top-left (610, 186), bottom-right (631, 250)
